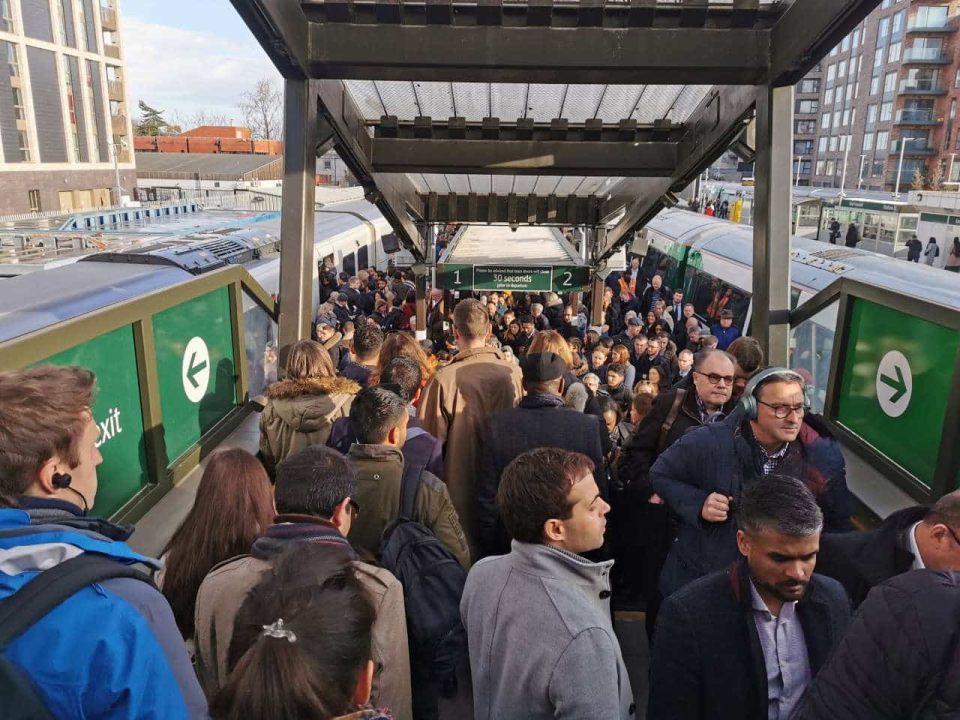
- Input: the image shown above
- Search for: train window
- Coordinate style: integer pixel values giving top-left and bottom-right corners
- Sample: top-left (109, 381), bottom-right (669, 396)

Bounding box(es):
top-left (343, 252), bottom-right (356, 277)
top-left (357, 245), bottom-right (369, 271)
top-left (640, 247), bottom-right (663, 281)
top-left (788, 301), bottom-right (839, 414)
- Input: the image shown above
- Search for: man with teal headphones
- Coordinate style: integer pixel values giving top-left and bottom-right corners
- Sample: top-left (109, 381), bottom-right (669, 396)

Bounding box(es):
top-left (651, 367), bottom-right (854, 598)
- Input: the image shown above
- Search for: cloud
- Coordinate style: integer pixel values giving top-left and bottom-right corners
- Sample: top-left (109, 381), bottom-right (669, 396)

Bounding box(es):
top-left (122, 17), bottom-right (280, 123)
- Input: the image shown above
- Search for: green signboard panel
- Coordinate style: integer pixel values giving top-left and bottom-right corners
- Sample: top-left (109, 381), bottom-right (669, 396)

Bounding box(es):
top-left (41, 325), bottom-right (148, 517)
top-left (474, 265), bottom-right (553, 292)
top-left (436, 264), bottom-right (591, 292)
top-left (153, 288), bottom-right (237, 463)
top-left (835, 298), bottom-right (960, 490)
top-left (840, 199), bottom-right (899, 213)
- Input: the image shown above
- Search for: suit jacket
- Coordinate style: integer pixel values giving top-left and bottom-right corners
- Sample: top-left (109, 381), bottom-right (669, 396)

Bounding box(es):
top-left (815, 505), bottom-right (926, 607)
top-left (648, 561), bottom-right (851, 720)
top-left (475, 393), bottom-right (606, 558)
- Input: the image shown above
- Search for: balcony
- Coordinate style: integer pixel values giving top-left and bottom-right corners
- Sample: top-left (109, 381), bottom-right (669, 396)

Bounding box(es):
top-left (906, 19), bottom-right (957, 34)
top-left (103, 44), bottom-right (120, 60)
top-left (100, 6), bottom-right (117, 30)
top-left (903, 47), bottom-right (952, 64)
top-left (898, 79), bottom-right (948, 95)
top-left (107, 79), bottom-right (124, 101)
top-left (890, 139), bottom-right (938, 156)
top-left (111, 114), bottom-right (126, 134)
top-left (895, 109), bottom-right (942, 126)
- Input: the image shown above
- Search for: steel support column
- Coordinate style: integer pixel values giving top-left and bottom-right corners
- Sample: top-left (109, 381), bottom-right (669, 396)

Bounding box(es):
top-left (752, 85), bottom-right (793, 367)
top-left (415, 272), bottom-right (428, 340)
top-left (278, 79), bottom-right (318, 357)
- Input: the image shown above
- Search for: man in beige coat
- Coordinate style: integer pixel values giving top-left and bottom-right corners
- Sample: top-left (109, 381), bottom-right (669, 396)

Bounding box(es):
top-left (194, 446), bottom-right (412, 720)
top-left (419, 298), bottom-right (523, 550)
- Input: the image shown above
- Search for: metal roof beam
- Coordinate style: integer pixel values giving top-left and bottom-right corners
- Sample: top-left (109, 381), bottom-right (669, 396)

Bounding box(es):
top-left (315, 80), bottom-right (427, 259)
top-left (230, 0), bottom-right (311, 79)
top-left (370, 138), bottom-right (678, 176)
top-left (597, 84), bottom-right (758, 260)
top-left (374, 118), bottom-right (685, 143)
top-left (301, 0), bottom-right (780, 29)
top-left (307, 24), bottom-right (770, 84)
top-left (423, 193), bottom-right (601, 225)
top-left (770, 0), bottom-right (885, 86)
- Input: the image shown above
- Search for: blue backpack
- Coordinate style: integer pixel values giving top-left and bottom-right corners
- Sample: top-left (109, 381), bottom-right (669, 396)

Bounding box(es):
top-left (378, 464), bottom-right (468, 680)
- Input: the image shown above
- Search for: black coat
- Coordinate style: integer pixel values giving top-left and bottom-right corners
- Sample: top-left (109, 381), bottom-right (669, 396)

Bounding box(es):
top-left (648, 561), bottom-right (851, 720)
top-left (476, 393), bottom-right (606, 558)
top-left (845, 224), bottom-right (860, 248)
top-left (795, 570), bottom-right (960, 720)
top-left (815, 505), bottom-right (926, 607)
top-left (634, 353), bottom-right (673, 385)
top-left (651, 409), bottom-right (854, 596)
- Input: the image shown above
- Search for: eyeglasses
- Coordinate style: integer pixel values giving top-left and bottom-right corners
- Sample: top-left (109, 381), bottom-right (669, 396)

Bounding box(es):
top-left (944, 523), bottom-right (960, 547)
top-left (694, 371), bottom-right (734, 386)
top-left (758, 401), bottom-right (806, 419)
top-left (348, 499), bottom-right (361, 518)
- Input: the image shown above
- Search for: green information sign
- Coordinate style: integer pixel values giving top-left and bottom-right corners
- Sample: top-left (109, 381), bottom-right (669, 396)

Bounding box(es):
top-left (436, 264), bottom-right (591, 292)
top-left (153, 288), bottom-right (238, 463)
top-left (41, 325), bottom-right (148, 517)
top-left (475, 265), bottom-right (553, 292)
top-left (835, 298), bottom-right (960, 490)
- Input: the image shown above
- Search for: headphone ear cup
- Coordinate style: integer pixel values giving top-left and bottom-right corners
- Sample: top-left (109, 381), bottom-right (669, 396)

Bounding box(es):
top-left (52, 472), bottom-right (72, 489)
top-left (740, 395), bottom-right (758, 421)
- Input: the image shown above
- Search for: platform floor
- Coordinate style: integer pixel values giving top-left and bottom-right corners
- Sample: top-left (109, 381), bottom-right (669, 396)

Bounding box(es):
top-left (128, 411), bottom-right (650, 718)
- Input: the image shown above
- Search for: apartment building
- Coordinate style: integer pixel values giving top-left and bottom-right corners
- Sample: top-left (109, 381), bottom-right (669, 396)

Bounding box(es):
top-left (794, 1), bottom-right (960, 191)
top-left (0, 0), bottom-right (134, 215)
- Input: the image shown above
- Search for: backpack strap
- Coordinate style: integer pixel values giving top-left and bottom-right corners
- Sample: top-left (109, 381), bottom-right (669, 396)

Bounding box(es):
top-left (0, 553), bottom-right (152, 649)
top-left (398, 464), bottom-right (426, 521)
top-left (656, 389), bottom-right (687, 456)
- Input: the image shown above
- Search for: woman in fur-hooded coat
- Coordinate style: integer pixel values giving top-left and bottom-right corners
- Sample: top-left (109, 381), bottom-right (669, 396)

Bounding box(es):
top-left (259, 340), bottom-right (361, 476)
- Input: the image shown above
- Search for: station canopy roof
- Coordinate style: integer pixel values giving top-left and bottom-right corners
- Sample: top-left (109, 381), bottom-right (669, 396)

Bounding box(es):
top-left (231, 0), bottom-right (882, 263)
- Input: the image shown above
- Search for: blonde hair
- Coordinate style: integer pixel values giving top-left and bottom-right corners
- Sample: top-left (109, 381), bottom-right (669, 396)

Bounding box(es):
top-left (285, 340), bottom-right (335, 380)
top-left (528, 330), bottom-right (575, 370)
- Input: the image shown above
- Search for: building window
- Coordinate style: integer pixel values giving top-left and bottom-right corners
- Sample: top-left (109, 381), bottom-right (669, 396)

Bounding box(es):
top-left (797, 99), bottom-right (819, 114)
top-left (816, 160), bottom-right (826, 175)
top-left (842, 34), bottom-right (851, 52)
top-left (877, 17), bottom-right (890, 46)
top-left (888, 41), bottom-right (901, 63)
top-left (824, 87), bottom-right (834, 105)
top-left (818, 137), bottom-right (828, 153)
top-left (853, 28), bottom-right (861, 47)
top-left (870, 74), bottom-right (880, 95)
top-left (821, 113), bottom-right (830, 129)
top-left (910, 5), bottom-right (949, 29)
top-left (794, 140), bottom-right (814, 154)
top-left (842, 109), bottom-right (850, 126)
top-left (829, 135), bottom-right (839, 151)
top-left (884, 71), bottom-right (898, 95)
top-left (796, 119), bottom-right (817, 134)
top-left (28, 190), bottom-right (41, 213)
top-left (891, 9), bottom-right (905, 37)
top-left (0, 0), bottom-right (12, 33)
top-left (880, 102), bottom-right (893, 122)
top-left (799, 79), bottom-right (820, 94)
top-left (323, 159), bottom-right (332, 169)
top-left (873, 162), bottom-right (885, 177)
top-left (838, 59), bottom-right (847, 78)
top-left (877, 130), bottom-right (890, 152)
top-left (833, 111), bottom-right (841, 128)
top-left (825, 160), bottom-right (836, 175)
top-left (827, 64), bottom-right (837, 82)
top-left (867, 104), bottom-right (878, 125)
top-left (863, 132), bottom-right (875, 152)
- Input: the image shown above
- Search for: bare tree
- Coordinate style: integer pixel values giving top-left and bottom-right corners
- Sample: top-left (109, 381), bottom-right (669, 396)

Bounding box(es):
top-left (911, 167), bottom-right (926, 191)
top-left (170, 109), bottom-right (234, 132)
top-left (238, 79), bottom-right (283, 141)
top-left (929, 161), bottom-right (944, 191)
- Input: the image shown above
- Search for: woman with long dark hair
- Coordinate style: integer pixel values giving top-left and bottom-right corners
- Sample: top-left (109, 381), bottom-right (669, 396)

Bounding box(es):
top-left (211, 545), bottom-right (390, 720)
top-left (947, 236), bottom-right (960, 273)
top-left (158, 448), bottom-right (275, 642)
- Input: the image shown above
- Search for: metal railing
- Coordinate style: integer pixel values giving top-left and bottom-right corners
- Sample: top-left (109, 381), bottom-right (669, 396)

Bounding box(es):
top-left (895, 109), bottom-right (940, 124)
top-left (890, 139), bottom-right (937, 154)
top-left (903, 47), bottom-right (951, 62)
top-left (103, 44), bottom-right (121, 59)
top-left (898, 79), bottom-right (947, 94)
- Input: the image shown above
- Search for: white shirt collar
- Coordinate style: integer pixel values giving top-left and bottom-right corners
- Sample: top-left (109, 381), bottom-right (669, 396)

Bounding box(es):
top-left (907, 521), bottom-right (926, 570)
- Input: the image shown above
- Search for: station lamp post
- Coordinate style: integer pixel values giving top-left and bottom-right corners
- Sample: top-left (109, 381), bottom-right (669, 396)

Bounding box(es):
top-left (110, 137), bottom-right (128, 207)
top-left (893, 137), bottom-right (907, 200)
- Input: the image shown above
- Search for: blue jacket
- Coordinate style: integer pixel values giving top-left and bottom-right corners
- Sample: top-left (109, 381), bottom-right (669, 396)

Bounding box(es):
top-left (0, 506), bottom-right (207, 719)
top-left (710, 323), bottom-right (742, 350)
top-left (651, 410), bottom-right (853, 597)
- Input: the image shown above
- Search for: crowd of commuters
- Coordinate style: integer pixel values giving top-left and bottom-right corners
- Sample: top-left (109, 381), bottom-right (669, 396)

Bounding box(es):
top-left (1, 257), bottom-right (959, 720)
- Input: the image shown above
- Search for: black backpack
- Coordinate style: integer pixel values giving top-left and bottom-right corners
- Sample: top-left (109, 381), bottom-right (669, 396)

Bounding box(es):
top-left (0, 553), bottom-right (152, 720)
top-left (379, 464), bottom-right (468, 680)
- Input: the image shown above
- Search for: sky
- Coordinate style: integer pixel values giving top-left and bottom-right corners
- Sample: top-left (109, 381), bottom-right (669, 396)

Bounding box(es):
top-left (123, 0), bottom-right (280, 126)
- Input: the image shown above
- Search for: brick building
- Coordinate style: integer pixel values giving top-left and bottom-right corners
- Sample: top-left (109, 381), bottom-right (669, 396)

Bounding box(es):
top-left (0, 0), bottom-right (135, 215)
top-left (795, 1), bottom-right (960, 191)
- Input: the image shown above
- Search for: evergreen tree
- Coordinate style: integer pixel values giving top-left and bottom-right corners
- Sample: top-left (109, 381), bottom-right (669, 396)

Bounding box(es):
top-left (135, 100), bottom-right (177, 136)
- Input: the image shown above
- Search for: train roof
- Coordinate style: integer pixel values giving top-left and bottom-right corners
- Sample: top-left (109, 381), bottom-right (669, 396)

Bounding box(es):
top-left (646, 209), bottom-right (960, 309)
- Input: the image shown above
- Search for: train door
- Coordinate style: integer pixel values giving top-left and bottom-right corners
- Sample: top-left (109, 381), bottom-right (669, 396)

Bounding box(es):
top-left (357, 245), bottom-right (369, 272)
top-left (343, 251), bottom-right (356, 277)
